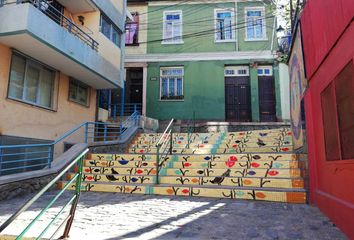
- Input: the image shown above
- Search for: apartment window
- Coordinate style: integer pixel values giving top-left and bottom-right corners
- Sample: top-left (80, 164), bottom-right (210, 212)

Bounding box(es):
top-left (224, 66), bottom-right (249, 76)
top-left (126, 13), bottom-right (139, 45)
top-left (215, 9), bottom-right (235, 42)
top-left (321, 61), bottom-right (354, 160)
top-left (160, 67), bottom-right (184, 100)
top-left (69, 79), bottom-right (90, 106)
top-left (245, 7), bottom-right (267, 40)
top-left (163, 11), bottom-right (183, 44)
top-left (8, 53), bottom-right (56, 109)
top-left (257, 66), bottom-right (273, 76)
top-left (100, 14), bottom-right (122, 47)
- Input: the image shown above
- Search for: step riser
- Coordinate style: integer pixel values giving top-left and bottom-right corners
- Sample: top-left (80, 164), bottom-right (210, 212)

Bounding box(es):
top-left (88, 153), bottom-right (298, 162)
top-left (130, 142), bottom-right (293, 149)
top-left (138, 130), bottom-right (291, 137)
top-left (82, 167), bottom-right (301, 178)
top-left (68, 174), bottom-right (304, 189)
top-left (129, 147), bottom-right (294, 154)
top-left (133, 136), bottom-right (293, 144)
top-left (85, 160), bottom-right (299, 169)
top-left (62, 182), bottom-right (305, 203)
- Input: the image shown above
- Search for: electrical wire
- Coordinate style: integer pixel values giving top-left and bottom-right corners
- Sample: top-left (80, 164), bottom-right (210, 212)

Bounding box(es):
top-left (132, 15), bottom-right (275, 44)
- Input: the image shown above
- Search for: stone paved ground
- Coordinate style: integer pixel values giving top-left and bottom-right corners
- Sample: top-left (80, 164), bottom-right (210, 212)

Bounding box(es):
top-left (0, 191), bottom-right (347, 240)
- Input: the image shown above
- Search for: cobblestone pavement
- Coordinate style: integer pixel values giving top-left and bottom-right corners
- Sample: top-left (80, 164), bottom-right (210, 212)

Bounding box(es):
top-left (0, 191), bottom-right (347, 240)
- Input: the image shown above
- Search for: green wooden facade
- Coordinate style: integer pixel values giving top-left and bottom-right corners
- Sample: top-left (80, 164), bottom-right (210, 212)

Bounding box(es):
top-left (127, 0), bottom-right (284, 121)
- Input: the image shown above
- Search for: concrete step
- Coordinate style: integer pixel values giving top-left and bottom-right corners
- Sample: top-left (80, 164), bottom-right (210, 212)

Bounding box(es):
top-left (82, 166), bottom-right (301, 178)
top-left (59, 181), bottom-right (306, 203)
top-left (84, 159), bottom-right (299, 169)
top-left (129, 141), bottom-right (293, 149)
top-left (88, 153), bottom-right (298, 162)
top-left (67, 173), bottom-right (304, 189)
top-left (128, 146), bottom-right (294, 154)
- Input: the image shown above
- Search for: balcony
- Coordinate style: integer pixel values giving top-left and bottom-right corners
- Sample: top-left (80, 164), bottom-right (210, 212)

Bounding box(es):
top-left (55, 0), bottom-right (97, 14)
top-left (0, 1), bottom-right (122, 89)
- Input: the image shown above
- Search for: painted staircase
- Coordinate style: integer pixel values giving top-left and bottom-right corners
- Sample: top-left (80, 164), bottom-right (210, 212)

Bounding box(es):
top-left (60, 128), bottom-right (307, 203)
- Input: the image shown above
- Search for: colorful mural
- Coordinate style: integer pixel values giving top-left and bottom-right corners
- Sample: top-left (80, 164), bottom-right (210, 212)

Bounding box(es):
top-left (60, 129), bottom-right (307, 204)
top-left (289, 23), bottom-right (307, 149)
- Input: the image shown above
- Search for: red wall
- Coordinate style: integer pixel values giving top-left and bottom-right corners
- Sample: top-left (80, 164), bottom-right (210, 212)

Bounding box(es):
top-left (300, 1), bottom-right (354, 238)
top-left (301, 0), bottom-right (354, 79)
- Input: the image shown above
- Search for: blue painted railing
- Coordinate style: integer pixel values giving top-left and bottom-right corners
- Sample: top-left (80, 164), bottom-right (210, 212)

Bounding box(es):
top-left (0, 111), bottom-right (140, 176)
top-left (110, 103), bottom-right (142, 120)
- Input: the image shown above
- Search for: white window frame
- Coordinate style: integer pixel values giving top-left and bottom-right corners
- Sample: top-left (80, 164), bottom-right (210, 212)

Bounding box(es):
top-left (245, 7), bottom-right (267, 41)
top-left (159, 67), bottom-right (184, 101)
top-left (224, 66), bottom-right (250, 77)
top-left (162, 10), bottom-right (183, 44)
top-left (257, 66), bottom-right (273, 76)
top-left (214, 8), bottom-right (236, 43)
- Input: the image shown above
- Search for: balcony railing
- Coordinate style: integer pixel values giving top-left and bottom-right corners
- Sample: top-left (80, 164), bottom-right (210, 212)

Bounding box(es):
top-left (1, 0), bottom-right (99, 51)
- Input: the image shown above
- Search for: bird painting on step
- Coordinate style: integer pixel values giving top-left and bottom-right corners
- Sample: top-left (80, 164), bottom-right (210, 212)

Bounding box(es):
top-left (106, 168), bottom-right (119, 181)
top-left (257, 138), bottom-right (267, 147)
top-left (210, 169), bottom-right (231, 185)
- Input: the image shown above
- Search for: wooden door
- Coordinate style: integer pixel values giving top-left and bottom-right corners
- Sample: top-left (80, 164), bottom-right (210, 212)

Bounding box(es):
top-left (225, 77), bottom-right (251, 121)
top-left (258, 76), bottom-right (276, 122)
top-left (126, 69), bottom-right (143, 104)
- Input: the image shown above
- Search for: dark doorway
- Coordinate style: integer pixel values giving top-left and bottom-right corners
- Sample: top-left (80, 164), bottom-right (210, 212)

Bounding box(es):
top-left (225, 77), bottom-right (252, 122)
top-left (125, 68), bottom-right (143, 104)
top-left (258, 76), bottom-right (276, 122)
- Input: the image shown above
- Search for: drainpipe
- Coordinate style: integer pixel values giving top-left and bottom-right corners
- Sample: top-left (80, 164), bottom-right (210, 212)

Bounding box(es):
top-left (120, 0), bottom-right (128, 117)
top-left (270, 14), bottom-right (276, 52)
top-left (234, 0), bottom-right (239, 51)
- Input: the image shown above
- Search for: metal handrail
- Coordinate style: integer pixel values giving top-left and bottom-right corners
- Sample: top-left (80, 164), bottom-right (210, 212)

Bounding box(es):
top-left (155, 119), bottom-right (174, 184)
top-left (109, 103), bottom-right (142, 119)
top-left (0, 148), bottom-right (89, 239)
top-left (0, 111), bottom-right (140, 176)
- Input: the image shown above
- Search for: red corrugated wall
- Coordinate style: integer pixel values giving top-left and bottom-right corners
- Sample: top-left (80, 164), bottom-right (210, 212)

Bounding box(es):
top-left (300, 0), bottom-right (354, 238)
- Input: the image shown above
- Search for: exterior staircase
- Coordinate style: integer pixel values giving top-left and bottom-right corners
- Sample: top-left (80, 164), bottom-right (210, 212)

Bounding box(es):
top-left (60, 128), bottom-right (307, 203)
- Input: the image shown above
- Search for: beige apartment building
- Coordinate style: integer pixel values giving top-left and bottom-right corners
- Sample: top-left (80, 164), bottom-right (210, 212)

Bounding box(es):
top-left (0, 0), bottom-right (127, 145)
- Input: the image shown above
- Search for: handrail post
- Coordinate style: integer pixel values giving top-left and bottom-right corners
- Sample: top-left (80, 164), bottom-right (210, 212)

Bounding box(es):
top-left (0, 147), bottom-right (3, 176)
top-left (119, 123), bottom-right (123, 140)
top-left (156, 146), bottom-right (160, 184)
top-left (135, 111), bottom-right (139, 127)
top-left (103, 125), bottom-right (107, 143)
top-left (113, 104), bottom-right (117, 122)
top-left (61, 154), bottom-right (85, 238)
top-left (169, 127), bottom-right (173, 155)
top-left (48, 145), bottom-right (54, 169)
top-left (84, 122), bottom-right (88, 143)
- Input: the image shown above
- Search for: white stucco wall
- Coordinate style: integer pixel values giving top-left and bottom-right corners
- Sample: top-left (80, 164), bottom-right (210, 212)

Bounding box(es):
top-left (279, 63), bottom-right (290, 121)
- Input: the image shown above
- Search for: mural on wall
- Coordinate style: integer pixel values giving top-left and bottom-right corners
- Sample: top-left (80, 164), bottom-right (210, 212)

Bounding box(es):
top-left (61, 129), bottom-right (305, 204)
top-left (289, 23), bottom-right (307, 149)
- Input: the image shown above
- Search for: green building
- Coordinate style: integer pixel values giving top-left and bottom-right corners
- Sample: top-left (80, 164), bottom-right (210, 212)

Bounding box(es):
top-left (125, 0), bottom-right (290, 122)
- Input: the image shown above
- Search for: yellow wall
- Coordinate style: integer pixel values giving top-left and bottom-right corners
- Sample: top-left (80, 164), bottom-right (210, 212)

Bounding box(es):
top-left (97, 33), bottom-right (122, 67)
top-left (64, 10), bottom-right (121, 68)
top-left (0, 44), bottom-right (96, 141)
top-left (126, 5), bottom-right (148, 55)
